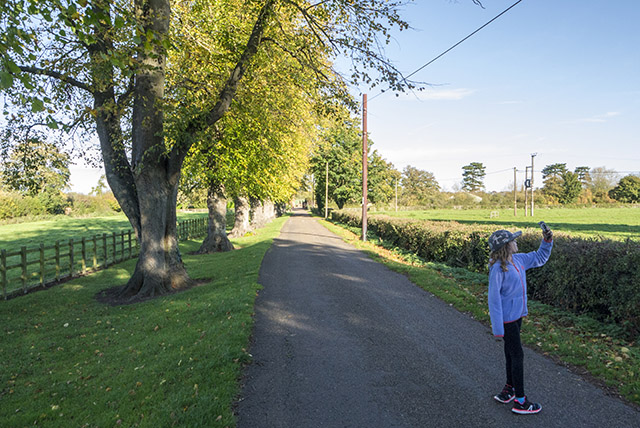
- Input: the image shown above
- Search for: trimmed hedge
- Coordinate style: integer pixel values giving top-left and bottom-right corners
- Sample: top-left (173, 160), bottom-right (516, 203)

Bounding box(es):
top-left (332, 210), bottom-right (640, 338)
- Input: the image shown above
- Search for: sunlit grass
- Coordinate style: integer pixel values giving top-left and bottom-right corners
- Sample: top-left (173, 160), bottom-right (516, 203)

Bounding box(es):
top-left (0, 211), bottom-right (208, 250)
top-left (0, 215), bottom-right (287, 428)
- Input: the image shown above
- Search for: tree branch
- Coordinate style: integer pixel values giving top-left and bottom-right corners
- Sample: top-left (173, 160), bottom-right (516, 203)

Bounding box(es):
top-left (205, 0), bottom-right (274, 128)
top-left (17, 65), bottom-right (93, 93)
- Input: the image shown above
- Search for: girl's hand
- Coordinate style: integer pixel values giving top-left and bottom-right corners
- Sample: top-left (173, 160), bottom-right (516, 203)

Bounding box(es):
top-left (539, 221), bottom-right (553, 241)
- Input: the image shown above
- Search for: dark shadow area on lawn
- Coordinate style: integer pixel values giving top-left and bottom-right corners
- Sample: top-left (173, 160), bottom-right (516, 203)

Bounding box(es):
top-left (94, 277), bottom-right (213, 306)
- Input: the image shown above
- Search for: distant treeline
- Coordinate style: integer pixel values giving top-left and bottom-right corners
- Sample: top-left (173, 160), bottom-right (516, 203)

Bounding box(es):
top-left (0, 191), bottom-right (121, 221)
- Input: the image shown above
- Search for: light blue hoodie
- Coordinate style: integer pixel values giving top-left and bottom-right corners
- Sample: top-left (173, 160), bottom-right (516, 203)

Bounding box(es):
top-left (488, 239), bottom-right (553, 337)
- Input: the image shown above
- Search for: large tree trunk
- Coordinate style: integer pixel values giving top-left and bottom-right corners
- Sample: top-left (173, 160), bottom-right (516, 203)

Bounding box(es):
top-left (249, 198), bottom-right (265, 229)
top-left (118, 165), bottom-right (191, 298)
top-left (229, 195), bottom-right (251, 238)
top-left (250, 199), bottom-right (276, 229)
top-left (115, 0), bottom-right (191, 298)
top-left (90, 0), bottom-right (273, 300)
top-left (197, 183), bottom-right (234, 253)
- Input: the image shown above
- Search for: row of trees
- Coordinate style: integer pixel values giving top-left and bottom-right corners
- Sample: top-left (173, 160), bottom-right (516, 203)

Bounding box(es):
top-left (540, 163), bottom-right (639, 204)
top-left (308, 143), bottom-right (639, 210)
top-left (1, 0), bottom-right (428, 299)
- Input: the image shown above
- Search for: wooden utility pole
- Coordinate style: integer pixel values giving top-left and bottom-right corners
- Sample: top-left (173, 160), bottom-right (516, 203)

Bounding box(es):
top-left (362, 94), bottom-right (368, 242)
top-left (531, 153), bottom-right (537, 216)
top-left (513, 167), bottom-right (517, 216)
top-left (324, 161), bottom-right (328, 219)
top-left (525, 166), bottom-right (530, 216)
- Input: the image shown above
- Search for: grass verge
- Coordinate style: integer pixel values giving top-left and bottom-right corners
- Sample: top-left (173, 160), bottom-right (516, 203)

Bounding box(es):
top-left (318, 217), bottom-right (640, 408)
top-left (0, 215), bottom-right (287, 428)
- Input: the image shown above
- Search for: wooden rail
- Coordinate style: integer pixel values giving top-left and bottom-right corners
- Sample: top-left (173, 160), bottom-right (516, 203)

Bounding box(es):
top-left (0, 217), bottom-right (208, 300)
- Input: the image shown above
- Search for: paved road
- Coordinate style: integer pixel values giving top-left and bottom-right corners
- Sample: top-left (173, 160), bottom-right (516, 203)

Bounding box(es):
top-left (235, 211), bottom-right (640, 427)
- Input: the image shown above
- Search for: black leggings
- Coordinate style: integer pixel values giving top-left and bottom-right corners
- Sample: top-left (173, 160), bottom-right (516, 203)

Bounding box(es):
top-left (503, 318), bottom-right (524, 397)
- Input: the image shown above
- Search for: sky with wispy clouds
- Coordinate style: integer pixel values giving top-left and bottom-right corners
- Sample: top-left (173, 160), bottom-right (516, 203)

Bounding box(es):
top-left (354, 0), bottom-right (639, 191)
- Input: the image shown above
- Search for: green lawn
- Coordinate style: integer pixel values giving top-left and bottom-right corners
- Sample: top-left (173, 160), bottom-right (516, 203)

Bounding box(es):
top-left (0, 212), bottom-right (209, 297)
top-left (0, 215), bottom-right (286, 428)
top-left (0, 211), bottom-right (208, 250)
top-left (374, 207), bottom-right (640, 240)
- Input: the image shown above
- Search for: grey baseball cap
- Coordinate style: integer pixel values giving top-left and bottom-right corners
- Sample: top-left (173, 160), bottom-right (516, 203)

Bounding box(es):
top-left (488, 229), bottom-right (522, 252)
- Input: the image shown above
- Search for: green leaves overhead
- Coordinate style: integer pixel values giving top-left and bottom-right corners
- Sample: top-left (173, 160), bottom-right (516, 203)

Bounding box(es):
top-left (0, 72), bottom-right (14, 89)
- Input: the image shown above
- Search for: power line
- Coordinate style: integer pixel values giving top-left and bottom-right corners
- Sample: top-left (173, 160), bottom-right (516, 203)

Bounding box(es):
top-left (369, 0), bottom-right (524, 102)
top-left (485, 167), bottom-right (514, 175)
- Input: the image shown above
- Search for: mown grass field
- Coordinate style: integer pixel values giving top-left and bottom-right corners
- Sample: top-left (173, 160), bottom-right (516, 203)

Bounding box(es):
top-left (375, 207), bottom-right (640, 240)
top-left (0, 211), bottom-right (208, 251)
top-left (0, 212), bottom-right (210, 298)
top-left (0, 215), bottom-right (287, 428)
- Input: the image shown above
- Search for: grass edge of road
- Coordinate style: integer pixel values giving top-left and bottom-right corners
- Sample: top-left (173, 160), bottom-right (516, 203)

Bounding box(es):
top-left (0, 215), bottom-right (288, 428)
top-left (316, 217), bottom-right (640, 409)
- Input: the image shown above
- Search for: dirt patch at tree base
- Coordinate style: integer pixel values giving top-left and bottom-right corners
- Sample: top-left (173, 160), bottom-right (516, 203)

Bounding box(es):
top-left (94, 278), bottom-right (212, 306)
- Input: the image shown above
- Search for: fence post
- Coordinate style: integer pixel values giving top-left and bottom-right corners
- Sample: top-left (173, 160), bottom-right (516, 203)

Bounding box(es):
top-left (21, 246), bottom-right (27, 293)
top-left (40, 243), bottom-right (45, 286)
top-left (1, 249), bottom-right (6, 300)
top-left (69, 239), bottom-right (74, 278)
top-left (55, 241), bottom-right (60, 281)
top-left (112, 232), bottom-right (116, 263)
top-left (128, 230), bottom-right (132, 258)
top-left (103, 233), bottom-right (108, 268)
top-left (92, 236), bottom-right (97, 269)
top-left (120, 231), bottom-right (125, 262)
top-left (81, 237), bottom-right (87, 273)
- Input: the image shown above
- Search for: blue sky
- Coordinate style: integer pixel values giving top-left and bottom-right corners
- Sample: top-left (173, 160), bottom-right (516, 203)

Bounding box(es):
top-left (67, 0), bottom-right (639, 194)
top-left (353, 0), bottom-right (640, 191)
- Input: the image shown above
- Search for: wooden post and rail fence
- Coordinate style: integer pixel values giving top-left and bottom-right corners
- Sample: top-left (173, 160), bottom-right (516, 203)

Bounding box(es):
top-left (0, 217), bottom-right (208, 300)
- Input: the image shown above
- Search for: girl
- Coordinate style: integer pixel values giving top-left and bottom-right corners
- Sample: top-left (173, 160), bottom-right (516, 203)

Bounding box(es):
top-left (488, 226), bottom-right (553, 415)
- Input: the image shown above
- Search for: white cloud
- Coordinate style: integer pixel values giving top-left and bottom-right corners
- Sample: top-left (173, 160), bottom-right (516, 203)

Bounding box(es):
top-left (574, 111), bottom-right (621, 123)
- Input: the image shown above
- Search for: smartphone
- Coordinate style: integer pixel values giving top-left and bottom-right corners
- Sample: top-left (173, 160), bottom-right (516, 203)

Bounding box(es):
top-left (538, 221), bottom-right (550, 234)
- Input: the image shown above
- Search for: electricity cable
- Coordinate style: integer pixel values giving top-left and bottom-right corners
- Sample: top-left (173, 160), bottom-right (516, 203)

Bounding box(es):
top-left (368, 0), bottom-right (524, 102)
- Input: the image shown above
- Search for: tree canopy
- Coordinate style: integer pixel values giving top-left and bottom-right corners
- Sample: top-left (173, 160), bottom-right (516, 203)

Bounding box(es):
top-left (311, 117), bottom-right (362, 210)
top-left (558, 171), bottom-right (582, 204)
top-left (461, 162), bottom-right (485, 192)
top-left (401, 165), bottom-right (440, 205)
top-left (0, 0), bottom-right (467, 299)
top-left (609, 175), bottom-right (640, 203)
top-left (1, 133), bottom-right (70, 196)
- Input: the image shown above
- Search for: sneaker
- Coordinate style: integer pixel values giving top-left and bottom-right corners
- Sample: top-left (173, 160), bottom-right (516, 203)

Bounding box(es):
top-left (512, 397), bottom-right (542, 414)
top-left (493, 384), bottom-right (515, 403)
